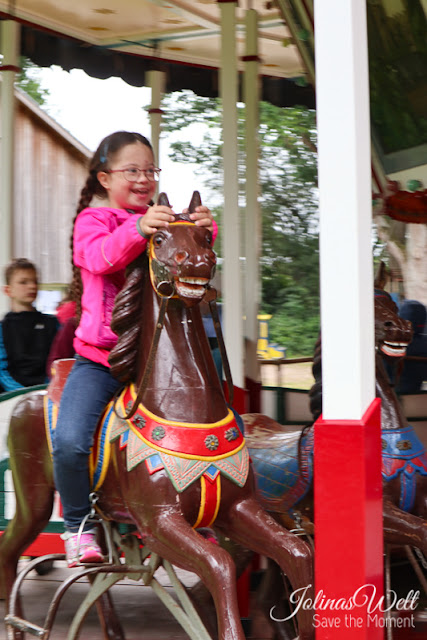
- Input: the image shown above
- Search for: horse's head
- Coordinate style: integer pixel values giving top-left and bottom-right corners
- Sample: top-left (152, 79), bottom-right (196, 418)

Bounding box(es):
top-left (149, 191), bottom-right (217, 306)
top-left (374, 289), bottom-right (413, 360)
top-left (309, 288), bottom-right (414, 421)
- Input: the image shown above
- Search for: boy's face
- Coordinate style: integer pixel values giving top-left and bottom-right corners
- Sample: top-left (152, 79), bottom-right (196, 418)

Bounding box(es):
top-left (4, 269), bottom-right (38, 308)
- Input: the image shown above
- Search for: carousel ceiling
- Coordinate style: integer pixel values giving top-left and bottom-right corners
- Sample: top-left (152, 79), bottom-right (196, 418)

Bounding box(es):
top-left (0, 1), bottom-right (316, 108)
top-left (1, 1), bottom-right (303, 78)
top-left (1, 1), bottom-right (426, 174)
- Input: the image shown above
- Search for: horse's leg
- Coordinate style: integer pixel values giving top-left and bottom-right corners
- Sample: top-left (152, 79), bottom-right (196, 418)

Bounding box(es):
top-left (412, 477), bottom-right (427, 520)
top-left (383, 498), bottom-right (427, 555)
top-left (257, 559), bottom-right (297, 640)
top-left (0, 401), bottom-right (54, 606)
top-left (0, 477), bottom-right (53, 640)
top-left (219, 496), bottom-right (314, 640)
top-left (135, 511), bottom-right (247, 640)
top-left (0, 429), bottom-right (54, 639)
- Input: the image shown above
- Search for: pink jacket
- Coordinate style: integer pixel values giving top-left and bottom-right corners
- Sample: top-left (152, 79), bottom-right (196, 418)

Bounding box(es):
top-left (73, 207), bottom-right (149, 366)
top-left (73, 206), bottom-right (217, 368)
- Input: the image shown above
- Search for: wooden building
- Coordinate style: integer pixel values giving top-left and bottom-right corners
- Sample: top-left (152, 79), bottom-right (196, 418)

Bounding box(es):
top-left (1, 83), bottom-right (90, 290)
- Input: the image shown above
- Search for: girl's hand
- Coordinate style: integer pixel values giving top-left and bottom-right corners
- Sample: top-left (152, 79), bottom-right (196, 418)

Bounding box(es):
top-left (187, 206), bottom-right (214, 232)
top-left (139, 205), bottom-right (175, 236)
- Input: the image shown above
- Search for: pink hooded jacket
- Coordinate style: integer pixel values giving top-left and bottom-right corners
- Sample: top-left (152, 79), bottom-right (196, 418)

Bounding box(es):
top-left (73, 207), bottom-right (149, 367)
top-left (73, 206), bottom-right (217, 368)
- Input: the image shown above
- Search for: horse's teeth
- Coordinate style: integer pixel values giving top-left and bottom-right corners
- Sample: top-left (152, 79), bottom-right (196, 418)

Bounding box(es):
top-left (384, 341), bottom-right (408, 347)
top-left (179, 278), bottom-right (208, 285)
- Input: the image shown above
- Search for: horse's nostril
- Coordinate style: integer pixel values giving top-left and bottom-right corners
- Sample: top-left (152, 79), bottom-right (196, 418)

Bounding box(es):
top-left (384, 321), bottom-right (393, 328)
top-left (175, 251), bottom-right (188, 264)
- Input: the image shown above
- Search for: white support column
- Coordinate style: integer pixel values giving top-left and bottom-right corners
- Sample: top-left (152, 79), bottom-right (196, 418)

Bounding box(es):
top-left (314, 7), bottom-right (383, 637)
top-left (147, 70), bottom-right (165, 193)
top-left (219, 1), bottom-right (244, 390)
top-left (0, 20), bottom-right (20, 316)
top-left (243, 9), bottom-right (261, 383)
top-left (315, 0), bottom-right (374, 419)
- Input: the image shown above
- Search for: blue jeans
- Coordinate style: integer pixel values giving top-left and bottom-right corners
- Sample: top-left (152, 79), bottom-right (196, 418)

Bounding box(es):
top-left (52, 357), bottom-right (121, 532)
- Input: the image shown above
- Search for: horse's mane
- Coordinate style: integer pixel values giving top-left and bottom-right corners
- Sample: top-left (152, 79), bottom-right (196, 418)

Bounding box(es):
top-left (108, 254), bottom-right (148, 383)
top-left (308, 333), bottom-right (322, 421)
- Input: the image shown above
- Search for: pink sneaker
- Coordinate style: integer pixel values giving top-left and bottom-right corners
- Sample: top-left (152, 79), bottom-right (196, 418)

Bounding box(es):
top-left (62, 530), bottom-right (104, 568)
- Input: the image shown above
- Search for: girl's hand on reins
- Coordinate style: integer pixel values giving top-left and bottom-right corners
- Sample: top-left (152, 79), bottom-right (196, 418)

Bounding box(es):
top-left (139, 205), bottom-right (175, 236)
top-left (186, 206), bottom-right (214, 232)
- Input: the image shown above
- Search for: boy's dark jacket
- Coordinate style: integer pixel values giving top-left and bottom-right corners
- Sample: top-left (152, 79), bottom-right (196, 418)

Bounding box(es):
top-left (1, 310), bottom-right (59, 387)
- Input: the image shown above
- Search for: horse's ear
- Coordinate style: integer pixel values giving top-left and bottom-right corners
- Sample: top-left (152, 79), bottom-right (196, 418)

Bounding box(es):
top-left (188, 191), bottom-right (202, 213)
top-left (157, 192), bottom-right (171, 207)
top-left (374, 261), bottom-right (388, 291)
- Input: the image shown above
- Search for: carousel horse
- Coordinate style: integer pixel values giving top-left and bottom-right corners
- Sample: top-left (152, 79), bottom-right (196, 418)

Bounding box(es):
top-left (244, 287), bottom-right (427, 550)
top-left (0, 192), bottom-right (314, 640)
top-left (239, 286), bottom-right (427, 639)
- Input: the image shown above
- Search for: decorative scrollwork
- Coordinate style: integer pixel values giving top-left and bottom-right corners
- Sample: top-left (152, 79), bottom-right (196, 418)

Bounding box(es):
top-left (205, 434), bottom-right (219, 451)
top-left (396, 440), bottom-right (412, 451)
top-left (225, 427), bottom-right (239, 442)
top-left (133, 415), bottom-right (146, 429)
top-left (151, 426), bottom-right (166, 441)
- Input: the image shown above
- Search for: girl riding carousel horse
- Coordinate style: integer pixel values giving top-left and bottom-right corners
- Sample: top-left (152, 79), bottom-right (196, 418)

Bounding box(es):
top-left (53, 130), bottom-right (216, 566)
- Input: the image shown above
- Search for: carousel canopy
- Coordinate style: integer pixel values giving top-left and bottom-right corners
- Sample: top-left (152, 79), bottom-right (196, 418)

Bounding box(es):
top-left (1, 1), bottom-right (425, 177)
top-left (0, 1), bottom-right (315, 108)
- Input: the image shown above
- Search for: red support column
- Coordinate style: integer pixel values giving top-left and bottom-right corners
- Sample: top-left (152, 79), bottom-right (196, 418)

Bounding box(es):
top-left (314, 398), bottom-right (383, 638)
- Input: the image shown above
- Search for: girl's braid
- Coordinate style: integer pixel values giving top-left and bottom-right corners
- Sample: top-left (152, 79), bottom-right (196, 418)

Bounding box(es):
top-left (69, 171), bottom-right (105, 320)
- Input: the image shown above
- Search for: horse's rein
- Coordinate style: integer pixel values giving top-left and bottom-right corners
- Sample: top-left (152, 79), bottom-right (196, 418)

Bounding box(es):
top-left (113, 295), bottom-right (168, 421)
top-left (205, 287), bottom-right (234, 407)
top-left (114, 219), bottom-right (234, 420)
top-left (113, 289), bottom-right (234, 421)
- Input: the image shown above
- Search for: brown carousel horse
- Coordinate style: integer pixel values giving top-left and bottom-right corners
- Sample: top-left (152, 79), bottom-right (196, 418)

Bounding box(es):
top-left (0, 193), bottom-right (314, 640)
top-left (239, 286), bottom-right (427, 638)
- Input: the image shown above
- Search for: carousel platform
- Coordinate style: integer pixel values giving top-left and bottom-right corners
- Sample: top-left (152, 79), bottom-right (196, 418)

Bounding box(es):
top-left (1, 558), bottom-right (426, 639)
top-left (0, 558), bottom-right (274, 640)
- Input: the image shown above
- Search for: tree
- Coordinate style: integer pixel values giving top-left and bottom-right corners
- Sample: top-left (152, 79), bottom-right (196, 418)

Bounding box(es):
top-left (160, 91), bottom-right (319, 356)
top-left (16, 57), bottom-right (49, 105)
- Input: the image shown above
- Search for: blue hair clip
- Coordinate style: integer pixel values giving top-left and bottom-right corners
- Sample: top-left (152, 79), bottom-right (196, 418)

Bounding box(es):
top-left (100, 141), bottom-right (109, 164)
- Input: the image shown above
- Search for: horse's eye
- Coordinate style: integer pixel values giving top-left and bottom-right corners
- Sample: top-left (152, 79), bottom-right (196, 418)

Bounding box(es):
top-left (205, 232), bottom-right (212, 245)
top-left (153, 234), bottom-right (165, 247)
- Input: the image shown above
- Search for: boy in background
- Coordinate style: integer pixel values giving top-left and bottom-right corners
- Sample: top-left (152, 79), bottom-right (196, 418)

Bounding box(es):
top-left (0, 258), bottom-right (59, 392)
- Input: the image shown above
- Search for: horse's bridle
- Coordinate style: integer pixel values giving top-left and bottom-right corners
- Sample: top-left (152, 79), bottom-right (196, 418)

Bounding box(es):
top-left (114, 235), bottom-right (234, 421)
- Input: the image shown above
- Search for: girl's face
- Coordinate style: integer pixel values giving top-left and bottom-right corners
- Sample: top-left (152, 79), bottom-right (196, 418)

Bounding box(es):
top-left (98, 141), bottom-right (157, 211)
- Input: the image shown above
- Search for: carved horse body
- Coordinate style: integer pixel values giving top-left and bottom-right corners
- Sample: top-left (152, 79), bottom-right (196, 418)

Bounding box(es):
top-left (0, 194), bottom-right (314, 640)
top-left (244, 288), bottom-right (427, 553)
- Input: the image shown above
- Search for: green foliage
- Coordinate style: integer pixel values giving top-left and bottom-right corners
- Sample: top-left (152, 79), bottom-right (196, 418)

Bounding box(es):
top-left (16, 57), bottom-right (49, 105)
top-left (160, 91), bottom-right (320, 355)
top-left (367, 1), bottom-right (427, 154)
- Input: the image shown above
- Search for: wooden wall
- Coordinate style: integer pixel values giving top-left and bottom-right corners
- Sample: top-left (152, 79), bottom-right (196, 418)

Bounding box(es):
top-left (6, 89), bottom-right (91, 285)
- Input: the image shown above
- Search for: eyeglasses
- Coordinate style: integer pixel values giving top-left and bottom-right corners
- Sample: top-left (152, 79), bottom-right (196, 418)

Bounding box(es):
top-left (107, 167), bottom-right (161, 182)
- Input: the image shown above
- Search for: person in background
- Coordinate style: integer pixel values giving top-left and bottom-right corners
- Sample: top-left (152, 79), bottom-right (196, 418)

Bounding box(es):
top-left (56, 291), bottom-right (77, 325)
top-left (395, 299), bottom-right (427, 394)
top-left (46, 291), bottom-right (78, 377)
top-left (52, 130), bottom-right (216, 567)
top-left (47, 314), bottom-right (78, 377)
top-left (0, 258), bottom-right (59, 393)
